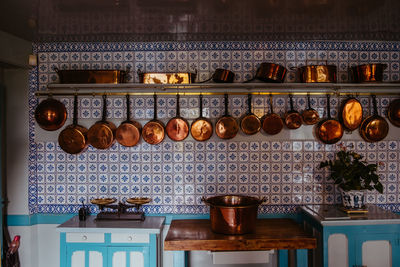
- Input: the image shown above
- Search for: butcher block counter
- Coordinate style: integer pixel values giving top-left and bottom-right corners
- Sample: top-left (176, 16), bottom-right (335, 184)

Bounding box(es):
top-left (164, 218), bottom-right (316, 267)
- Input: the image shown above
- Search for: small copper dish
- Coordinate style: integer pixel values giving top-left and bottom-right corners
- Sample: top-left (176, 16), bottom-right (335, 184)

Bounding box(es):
top-left (126, 197), bottom-right (152, 205)
top-left (90, 198), bottom-right (116, 206)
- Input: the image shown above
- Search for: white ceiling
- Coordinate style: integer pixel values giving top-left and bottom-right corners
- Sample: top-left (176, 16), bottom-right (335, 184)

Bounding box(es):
top-left (1, 0), bottom-right (400, 42)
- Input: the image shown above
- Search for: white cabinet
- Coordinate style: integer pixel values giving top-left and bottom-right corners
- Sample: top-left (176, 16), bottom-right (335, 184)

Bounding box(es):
top-left (108, 247), bottom-right (149, 267)
top-left (67, 246), bottom-right (106, 267)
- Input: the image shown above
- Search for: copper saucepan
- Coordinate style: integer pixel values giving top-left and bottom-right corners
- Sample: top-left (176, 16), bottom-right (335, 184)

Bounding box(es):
top-left (215, 94), bottom-right (239, 139)
top-left (302, 93), bottom-right (320, 125)
top-left (350, 63), bottom-right (387, 83)
top-left (190, 94), bottom-right (213, 141)
top-left (359, 95), bottom-right (389, 142)
top-left (339, 97), bottom-right (363, 131)
top-left (240, 94), bottom-right (261, 135)
top-left (142, 94), bottom-right (165, 145)
top-left (284, 94), bottom-right (302, 129)
top-left (316, 94), bottom-right (344, 144)
top-left (35, 96), bottom-right (67, 131)
top-left (245, 62), bottom-right (287, 83)
top-left (58, 95), bottom-right (88, 154)
top-left (166, 94), bottom-right (190, 141)
top-left (388, 98), bottom-right (400, 127)
top-left (87, 95), bottom-right (116, 149)
top-left (115, 94), bottom-right (142, 147)
top-left (199, 68), bottom-right (235, 83)
top-left (297, 64), bottom-right (337, 83)
top-left (262, 94), bottom-right (284, 135)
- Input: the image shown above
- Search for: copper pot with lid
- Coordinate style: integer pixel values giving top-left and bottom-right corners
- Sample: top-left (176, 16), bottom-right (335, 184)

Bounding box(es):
top-left (115, 94), bottom-right (142, 147)
top-left (261, 94), bottom-right (284, 135)
top-left (301, 93), bottom-right (320, 125)
top-left (35, 96), bottom-right (67, 131)
top-left (359, 95), bottom-right (389, 142)
top-left (87, 95), bottom-right (116, 149)
top-left (166, 94), bottom-right (190, 141)
top-left (190, 94), bottom-right (213, 141)
top-left (284, 94), bottom-right (302, 129)
top-left (202, 195), bottom-right (265, 235)
top-left (215, 94), bottom-right (239, 139)
top-left (240, 94), bottom-right (261, 135)
top-left (58, 95), bottom-right (88, 154)
top-left (316, 94), bottom-right (343, 144)
top-left (142, 94), bottom-right (165, 145)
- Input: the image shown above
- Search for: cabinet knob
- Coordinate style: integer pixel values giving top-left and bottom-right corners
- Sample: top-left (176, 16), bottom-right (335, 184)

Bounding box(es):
top-left (82, 235), bottom-right (87, 241)
top-left (127, 236), bottom-right (133, 241)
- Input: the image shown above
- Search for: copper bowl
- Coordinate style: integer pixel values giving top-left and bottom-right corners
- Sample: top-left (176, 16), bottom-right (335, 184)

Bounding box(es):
top-left (202, 195), bottom-right (265, 235)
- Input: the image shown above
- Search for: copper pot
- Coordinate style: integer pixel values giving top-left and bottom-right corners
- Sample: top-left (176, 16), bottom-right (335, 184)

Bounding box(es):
top-left (142, 94), bottom-right (165, 145)
top-left (245, 62), bottom-right (287, 83)
top-left (87, 95), bottom-right (116, 149)
top-left (115, 94), bottom-right (142, 147)
top-left (302, 93), bottom-right (320, 125)
top-left (215, 94), bottom-right (239, 139)
top-left (202, 195), bottom-right (265, 235)
top-left (339, 97), bottom-right (363, 131)
top-left (240, 94), bottom-right (261, 135)
top-left (316, 94), bottom-right (344, 144)
top-left (359, 95), bottom-right (389, 142)
top-left (350, 63), bottom-right (387, 83)
top-left (191, 94), bottom-right (213, 141)
top-left (261, 94), bottom-right (283, 135)
top-left (58, 95), bottom-right (88, 154)
top-left (284, 94), bottom-right (302, 129)
top-left (55, 68), bottom-right (127, 84)
top-left (35, 97), bottom-right (67, 131)
top-left (388, 98), bottom-right (400, 127)
top-left (166, 94), bottom-right (190, 141)
top-left (200, 68), bottom-right (235, 83)
top-left (298, 64), bottom-right (337, 83)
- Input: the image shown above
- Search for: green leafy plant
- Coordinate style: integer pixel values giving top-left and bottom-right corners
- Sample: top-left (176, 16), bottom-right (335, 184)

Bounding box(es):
top-left (319, 144), bottom-right (383, 193)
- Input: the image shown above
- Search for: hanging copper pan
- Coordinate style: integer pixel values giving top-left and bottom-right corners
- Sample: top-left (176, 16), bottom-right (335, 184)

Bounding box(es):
top-left (191, 94), bottom-right (213, 141)
top-left (316, 94), bottom-right (344, 144)
top-left (142, 94), bottom-right (165, 145)
top-left (87, 95), bottom-right (116, 149)
top-left (302, 93), bottom-right (320, 125)
top-left (115, 94), bottom-right (142, 147)
top-left (359, 95), bottom-right (389, 142)
top-left (339, 97), bottom-right (363, 131)
top-left (35, 96), bottom-right (67, 131)
top-left (387, 98), bottom-right (400, 127)
top-left (261, 94), bottom-right (284, 135)
top-left (58, 95), bottom-right (88, 154)
top-left (240, 94), bottom-right (261, 135)
top-left (215, 94), bottom-right (239, 139)
top-left (166, 94), bottom-right (190, 141)
top-left (284, 94), bottom-right (302, 129)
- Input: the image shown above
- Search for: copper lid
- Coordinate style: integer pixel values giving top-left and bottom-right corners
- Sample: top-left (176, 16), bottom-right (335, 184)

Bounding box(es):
top-left (341, 98), bottom-right (363, 131)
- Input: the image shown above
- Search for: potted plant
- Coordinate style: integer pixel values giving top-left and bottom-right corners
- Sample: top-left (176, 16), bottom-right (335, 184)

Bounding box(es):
top-left (319, 144), bottom-right (383, 209)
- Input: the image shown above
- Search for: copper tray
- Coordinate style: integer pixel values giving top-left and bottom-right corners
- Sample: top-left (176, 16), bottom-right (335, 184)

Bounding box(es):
top-left (90, 198), bottom-right (116, 205)
top-left (56, 69), bottom-right (127, 84)
top-left (126, 197), bottom-right (152, 205)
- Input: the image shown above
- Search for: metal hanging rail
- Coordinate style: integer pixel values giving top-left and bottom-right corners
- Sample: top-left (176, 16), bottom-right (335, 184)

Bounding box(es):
top-left (34, 83), bottom-right (400, 97)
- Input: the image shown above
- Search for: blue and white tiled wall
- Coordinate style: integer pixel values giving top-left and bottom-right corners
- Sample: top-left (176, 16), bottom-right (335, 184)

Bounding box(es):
top-left (29, 41), bottom-right (400, 214)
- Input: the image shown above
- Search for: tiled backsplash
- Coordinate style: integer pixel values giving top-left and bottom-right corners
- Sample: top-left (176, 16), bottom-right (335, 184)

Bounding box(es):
top-left (29, 41), bottom-right (400, 214)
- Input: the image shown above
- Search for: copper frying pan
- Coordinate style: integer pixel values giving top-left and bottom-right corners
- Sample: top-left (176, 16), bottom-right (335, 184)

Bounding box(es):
top-left (316, 94), bottom-right (344, 144)
top-left (35, 96), bottom-right (67, 131)
top-left (388, 98), bottom-right (400, 127)
top-left (359, 95), bottom-right (389, 142)
top-left (191, 94), bottom-right (213, 141)
top-left (302, 93), bottom-right (320, 125)
top-left (87, 95), bottom-right (116, 149)
top-left (284, 94), bottom-right (302, 129)
top-left (115, 94), bottom-right (142, 147)
top-left (142, 94), bottom-right (165, 145)
top-left (240, 94), bottom-right (261, 135)
top-left (339, 96), bottom-right (363, 131)
top-left (166, 94), bottom-right (190, 141)
top-left (215, 94), bottom-right (239, 139)
top-left (262, 94), bottom-right (283, 135)
top-left (58, 95), bottom-right (88, 154)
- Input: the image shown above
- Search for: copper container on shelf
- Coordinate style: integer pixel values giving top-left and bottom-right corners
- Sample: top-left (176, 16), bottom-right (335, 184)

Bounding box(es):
top-left (202, 195), bottom-right (265, 235)
top-left (138, 71), bottom-right (197, 84)
top-left (55, 68), bottom-right (127, 84)
top-left (298, 64), bottom-right (337, 83)
top-left (350, 63), bottom-right (387, 83)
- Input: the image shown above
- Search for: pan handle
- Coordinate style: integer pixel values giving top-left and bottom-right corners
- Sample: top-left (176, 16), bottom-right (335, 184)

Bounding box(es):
top-left (201, 196), bottom-right (210, 205)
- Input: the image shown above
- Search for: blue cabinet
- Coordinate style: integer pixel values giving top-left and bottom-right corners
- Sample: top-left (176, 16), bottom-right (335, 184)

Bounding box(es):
top-left (58, 216), bottom-right (164, 267)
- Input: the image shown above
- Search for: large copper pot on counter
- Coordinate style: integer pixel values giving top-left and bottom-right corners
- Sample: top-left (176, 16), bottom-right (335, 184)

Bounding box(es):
top-left (202, 195), bottom-right (265, 235)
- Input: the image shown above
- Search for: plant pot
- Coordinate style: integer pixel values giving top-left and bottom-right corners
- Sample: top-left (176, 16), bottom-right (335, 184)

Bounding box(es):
top-left (340, 189), bottom-right (366, 209)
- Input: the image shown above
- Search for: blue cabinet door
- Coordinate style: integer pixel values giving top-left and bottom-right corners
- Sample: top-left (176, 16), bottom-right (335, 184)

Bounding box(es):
top-left (66, 244), bottom-right (107, 267)
top-left (107, 247), bottom-right (149, 267)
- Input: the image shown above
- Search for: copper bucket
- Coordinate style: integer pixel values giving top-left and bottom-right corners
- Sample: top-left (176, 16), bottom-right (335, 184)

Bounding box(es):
top-left (202, 195), bottom-right (265, 235)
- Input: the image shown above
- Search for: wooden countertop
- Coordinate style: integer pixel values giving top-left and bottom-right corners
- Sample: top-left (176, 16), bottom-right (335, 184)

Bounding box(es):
top-left (164, 219), bottom-right (316, 251)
